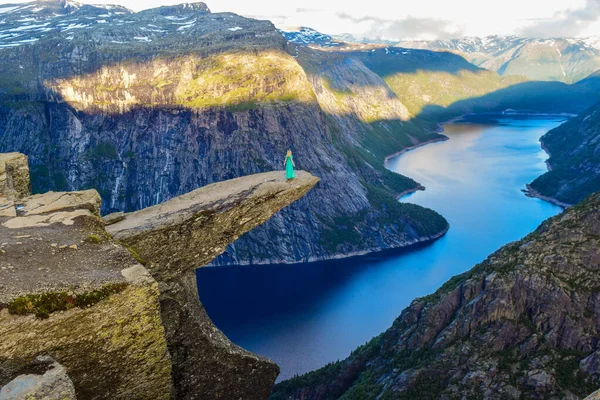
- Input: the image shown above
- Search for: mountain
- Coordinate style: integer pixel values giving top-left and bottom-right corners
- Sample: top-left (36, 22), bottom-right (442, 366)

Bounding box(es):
top-left (280, 27), bottom-right (344, 48)
top-left (0, 0), bottom-right (451, 266)
top-left (397, 36), bottom-right (600, 83)
top-left (272, 191), bottom-right (600, 399)
top-left (528, 101), bottom-right (600, 206)
top-left (1, 4), bottom-right (599, 266)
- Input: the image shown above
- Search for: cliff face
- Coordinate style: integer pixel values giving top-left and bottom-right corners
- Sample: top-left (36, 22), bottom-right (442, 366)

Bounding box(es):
top-left (0, 0), bottom-right (451, 265)
top-left (106, 171), bottom-right (320, 398)
top-left (0, 152), bottom-right (319, 399)
top-left (529, 103), bottom-right (600, 206)
top-left (272, 192), bottom-right (600, 400)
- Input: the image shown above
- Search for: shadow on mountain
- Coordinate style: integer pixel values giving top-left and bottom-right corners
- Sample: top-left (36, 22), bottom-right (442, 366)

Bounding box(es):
top-left (2, 17), bottom-right (600, 268)
top-left (417, 78), bottom-right (600, 121)
top-left (295, 45), bottom-right (482, 81)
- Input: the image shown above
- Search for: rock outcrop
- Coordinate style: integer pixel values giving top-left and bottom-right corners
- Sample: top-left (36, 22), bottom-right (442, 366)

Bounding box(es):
top-left (272, 191), bottom-right (600, 399)
top-left (586, 388), bottom-right (600, 400)
top-left (0, 153), bottom-right (319, 399)
top-left (0, 153), bottom-right (30, 201)
top-left (107, 171), bottom-right (320, 399)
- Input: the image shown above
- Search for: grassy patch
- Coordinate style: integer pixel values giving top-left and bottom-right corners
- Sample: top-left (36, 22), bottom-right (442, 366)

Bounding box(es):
top-left (7, 283), bottom-right (129, 319)
top-left (84, 142), bottom-right (118, 161)
top-left (85, 234), bottom-right (102, 244)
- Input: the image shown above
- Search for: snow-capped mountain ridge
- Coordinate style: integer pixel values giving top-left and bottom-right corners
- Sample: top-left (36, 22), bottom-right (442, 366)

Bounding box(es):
top-left (0, 0), bottom-right (217, 48)
top-left (396, 35), bottom-right (600, 83)
top-left (279, 26), bottom-right (342, 47)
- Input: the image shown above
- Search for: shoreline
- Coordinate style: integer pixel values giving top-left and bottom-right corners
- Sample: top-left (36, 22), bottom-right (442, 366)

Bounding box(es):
top-left (208, 224), bottom-right (450, 268)
top-left (394, 184), bottom-right (426, 200)
top-left (383, 135), bottom-right (449, 165)
top-left (213, 111), bottom-right (567, 268)
top-left (523, 129), bottom-right (573, 208)
top-left (523, 184), bottom-right (572, 208)
top-left (210, 120), bottom-right (459, 268)
top-left (384, 114), bottom-right (466, 198)
top-left (540, 141), bottom-right (553, 171)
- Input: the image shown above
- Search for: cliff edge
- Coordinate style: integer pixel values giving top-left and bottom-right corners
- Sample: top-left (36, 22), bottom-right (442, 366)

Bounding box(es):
top-left (0, 153), bottom-right (319, 399)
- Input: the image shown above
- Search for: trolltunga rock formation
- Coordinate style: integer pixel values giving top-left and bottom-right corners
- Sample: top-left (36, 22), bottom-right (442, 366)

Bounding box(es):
top-left (0, 152), bottom-right (319, 399)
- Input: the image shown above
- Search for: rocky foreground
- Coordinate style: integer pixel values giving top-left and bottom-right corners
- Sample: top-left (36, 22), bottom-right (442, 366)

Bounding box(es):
top-left (273, 191), bottom-right (600, 399)
top-left (0, 152), bottom-right (318, 399)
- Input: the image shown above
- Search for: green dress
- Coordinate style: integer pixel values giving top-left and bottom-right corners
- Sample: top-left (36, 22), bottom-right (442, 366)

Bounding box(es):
top-left (285, 155), bottom-right (295, 179)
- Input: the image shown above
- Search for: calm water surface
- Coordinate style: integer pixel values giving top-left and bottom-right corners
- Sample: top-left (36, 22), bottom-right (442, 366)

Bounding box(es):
top-left (197, 115), bottom-right (566, 381)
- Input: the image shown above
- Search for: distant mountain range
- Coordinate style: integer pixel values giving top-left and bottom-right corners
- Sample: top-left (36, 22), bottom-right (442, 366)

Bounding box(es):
top-left (397, 36), bottom-right (600, 83)
top-left (279, 28), bottom-right (600, 83)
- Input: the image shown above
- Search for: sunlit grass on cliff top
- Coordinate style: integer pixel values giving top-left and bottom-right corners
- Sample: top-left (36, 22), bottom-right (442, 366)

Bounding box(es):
top-left (48, 50), bottom-right (317, 114)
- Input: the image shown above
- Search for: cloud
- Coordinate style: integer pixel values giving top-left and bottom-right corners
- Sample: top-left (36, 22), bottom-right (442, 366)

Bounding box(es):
top-left (296, 8), bottom-right (322, 13)
top-left (336, 12), bottom-right (464, 41)
top-left (517, 0), bottom-right (600, 38)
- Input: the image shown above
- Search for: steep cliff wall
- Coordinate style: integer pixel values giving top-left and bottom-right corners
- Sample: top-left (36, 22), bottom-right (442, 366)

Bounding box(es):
top-left (0, 1), bottom-right (449, 266)
top-left (273, 192), bottom-right (600, 399)
top-left (0, 152), bottom-right (319, 399)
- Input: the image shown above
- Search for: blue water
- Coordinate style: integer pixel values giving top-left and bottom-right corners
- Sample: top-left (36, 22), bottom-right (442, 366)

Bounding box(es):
top-left (196, 115), bottom-right (566, 381)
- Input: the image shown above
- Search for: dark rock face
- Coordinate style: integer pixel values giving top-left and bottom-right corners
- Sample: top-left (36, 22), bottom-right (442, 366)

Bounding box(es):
top-left (272, 192), bottom-right (600, 400)
top-left (529, 104), bottom-right (600, 206)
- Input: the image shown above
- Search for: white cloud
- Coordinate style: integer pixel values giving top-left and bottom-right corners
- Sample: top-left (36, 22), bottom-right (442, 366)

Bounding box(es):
top-left (6, 0), bottom-right (600, 39)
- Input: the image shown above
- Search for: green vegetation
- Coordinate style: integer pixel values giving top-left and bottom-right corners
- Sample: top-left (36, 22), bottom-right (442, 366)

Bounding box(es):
top-left (382, 372), bottom-right (444, 400)
top-left (272, 335), bottom-right (383, 400)
top-left (365, 183), bottom-right (447, 236)
top-left (85, 234), bottom-right (102, 244)
top-left (319, 211), bottom-right (367, 252)
top-left (529, 106), bottom-right (600, 205)
top-left (383, 69), bottom-right (521, 116)
top-left (173, 52), bottom-right (315, 110)
top-left (7, 283), bottom-right (129, 319)
top-left (553, 350), bottom-right (596, 397)
top-left (121, 243), bottom-right (147, 266)
top-left (84, 142), bottom-right (118, 161)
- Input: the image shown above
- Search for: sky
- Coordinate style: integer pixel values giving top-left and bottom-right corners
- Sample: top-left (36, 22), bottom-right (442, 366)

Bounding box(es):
top-left (11, 0), bottom-right (600, 40)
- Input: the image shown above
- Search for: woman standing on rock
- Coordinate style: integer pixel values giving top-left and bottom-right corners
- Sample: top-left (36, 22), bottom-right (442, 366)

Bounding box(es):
top-left (284, 150), bottom-right (295, 180)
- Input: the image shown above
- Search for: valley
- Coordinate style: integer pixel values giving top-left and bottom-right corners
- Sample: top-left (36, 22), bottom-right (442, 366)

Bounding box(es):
top-left (198, 114), bottom-right (565, 381)
top-left (2, 1), bottom-right (600, 399)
